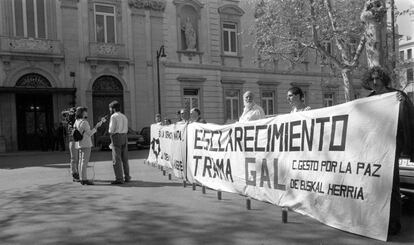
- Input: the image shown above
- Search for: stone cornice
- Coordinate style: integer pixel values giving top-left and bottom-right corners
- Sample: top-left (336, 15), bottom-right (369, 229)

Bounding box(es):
top-left (128, 0), bottom-right (166, 12)
top-left (165, 62), bottom-right (339, 78)
top-left (221, 77), bottom-right (245, 85)
top-left (176, 74), bottom-right (206, 83)
top-left (257, 80), bottom-right (281, 86)
top-left (290, 82), bottom-right (312, 87)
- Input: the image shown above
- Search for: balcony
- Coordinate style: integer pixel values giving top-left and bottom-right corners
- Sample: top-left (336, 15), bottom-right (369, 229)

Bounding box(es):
top-left (86, 42), bottom-right (129, 75)
top-left (88, 42), bottom-right (127, 60)
top-left (0, 36), bottom-right (63, 59)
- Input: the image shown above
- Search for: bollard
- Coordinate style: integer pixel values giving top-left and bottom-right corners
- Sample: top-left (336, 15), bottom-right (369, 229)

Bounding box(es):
top-left (192, 183), bottom-right (196, 191)
top-left (168, 173), bottom-right (172, 180)
top-left (163, 170), bottom-right (166, 176)
top-left (246, 198), bottom-right (251, 210)
top-left (217, 191), bottom-right (222, 200)
top-left (282, 207), bottom-right (288, 223)
top-left (183, 180), bottom-right (187, 188)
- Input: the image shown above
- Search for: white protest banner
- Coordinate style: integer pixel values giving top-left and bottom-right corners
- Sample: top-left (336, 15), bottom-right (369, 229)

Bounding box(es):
top-left (187, 92), bottom-right (399, 241)
top-left (147, 123), bottom-right (187, 179)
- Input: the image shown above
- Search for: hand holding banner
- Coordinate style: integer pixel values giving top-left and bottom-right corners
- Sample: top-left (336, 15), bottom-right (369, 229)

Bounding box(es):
top-left (187, 92), bottom-right (399, 241)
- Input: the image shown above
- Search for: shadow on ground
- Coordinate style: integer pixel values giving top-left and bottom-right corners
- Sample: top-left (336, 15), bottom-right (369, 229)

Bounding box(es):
top-left (93, 180), bottom-right (183, 188)
top-left (0, 149), bottom-right (148, 169)
top-left (0, 181), bottom-right (413, 245)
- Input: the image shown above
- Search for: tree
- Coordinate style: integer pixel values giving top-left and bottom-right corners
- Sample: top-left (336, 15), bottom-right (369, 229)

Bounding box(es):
top-left (253, 0), bottom-right (387, 102)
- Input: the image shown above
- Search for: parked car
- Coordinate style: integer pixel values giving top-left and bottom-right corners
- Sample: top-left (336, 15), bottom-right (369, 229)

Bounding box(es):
top-left (140, 126), bottom-right (150, 148)
top-left (399, 158), bottom-right (414, 197)
top-left (96, 128), bottom-right (145, 151)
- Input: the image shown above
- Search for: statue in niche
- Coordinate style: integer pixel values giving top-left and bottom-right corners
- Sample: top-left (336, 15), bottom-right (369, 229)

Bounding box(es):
top-left (182, 17), bottom-right (196, 51)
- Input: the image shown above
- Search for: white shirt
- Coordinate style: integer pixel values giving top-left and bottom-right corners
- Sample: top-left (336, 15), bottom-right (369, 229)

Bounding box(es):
top-left (239, 103), bottom-right (265, 122)
top-left (290, 106), bottom-right (311, 113)
top-left (74, 119), bottom-right (97, 149)
top-left (109, 112), bottom-right (128, 134)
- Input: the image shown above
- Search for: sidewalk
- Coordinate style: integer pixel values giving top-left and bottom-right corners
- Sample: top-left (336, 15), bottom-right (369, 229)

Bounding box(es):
top-left (0, 150), bottom-right (412, 245)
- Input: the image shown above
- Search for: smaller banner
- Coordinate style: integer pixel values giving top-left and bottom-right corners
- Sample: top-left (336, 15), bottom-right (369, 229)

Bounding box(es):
top-left (147, 123), bottom-right (187, 179)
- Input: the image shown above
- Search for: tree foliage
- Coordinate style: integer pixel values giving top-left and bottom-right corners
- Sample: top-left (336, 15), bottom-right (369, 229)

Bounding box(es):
top-left (254, 0), bottom-right (366, 68)
top-left (252, 0), bottom-right (382, 101)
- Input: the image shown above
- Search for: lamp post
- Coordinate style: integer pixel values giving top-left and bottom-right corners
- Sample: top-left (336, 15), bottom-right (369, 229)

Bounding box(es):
top-left (70, 72), bottom-right (76, 107)
top-left (156, 45), bottom-right (167, 115)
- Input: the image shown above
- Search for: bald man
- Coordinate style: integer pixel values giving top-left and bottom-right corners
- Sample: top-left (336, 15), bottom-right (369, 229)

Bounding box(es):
top-left (239, 91), bottom-right (265, 122)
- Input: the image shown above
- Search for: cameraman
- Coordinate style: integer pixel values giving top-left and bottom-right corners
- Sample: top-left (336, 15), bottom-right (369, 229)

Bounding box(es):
top-left (67, 108), bottom-right (79, 182)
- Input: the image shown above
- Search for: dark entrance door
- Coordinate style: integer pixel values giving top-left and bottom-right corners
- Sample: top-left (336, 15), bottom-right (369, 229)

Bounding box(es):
top-left (92, 76), bottom-right (124, 144)
top-left (16, 94), bottom-right (53, 151)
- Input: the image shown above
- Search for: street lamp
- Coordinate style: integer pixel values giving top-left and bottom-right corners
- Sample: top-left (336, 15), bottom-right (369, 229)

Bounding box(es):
top-left (156, 45), bottom-right (167, 115)
top-left (70, 72), bottom-right (76, 107)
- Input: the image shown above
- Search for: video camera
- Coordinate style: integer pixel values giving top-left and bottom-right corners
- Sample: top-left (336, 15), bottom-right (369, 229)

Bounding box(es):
top-left (61, 107), bottom-right (76, 125)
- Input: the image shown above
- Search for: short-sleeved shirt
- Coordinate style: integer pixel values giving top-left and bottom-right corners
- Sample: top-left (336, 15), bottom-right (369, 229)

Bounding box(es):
top-left (290, 106), bottom-right (311, 113)
top-left (239, 104), bottom-right (265, 122)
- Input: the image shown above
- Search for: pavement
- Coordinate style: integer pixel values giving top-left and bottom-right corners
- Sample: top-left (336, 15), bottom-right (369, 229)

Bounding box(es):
top-left (0, 149), bottom-right (413, 245)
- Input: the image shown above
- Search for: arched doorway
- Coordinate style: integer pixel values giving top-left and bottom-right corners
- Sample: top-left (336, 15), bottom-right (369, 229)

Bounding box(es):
top-left (92, 76), bottom-right (124, 141)
top-left (15, 73), bottom-right (54, 151)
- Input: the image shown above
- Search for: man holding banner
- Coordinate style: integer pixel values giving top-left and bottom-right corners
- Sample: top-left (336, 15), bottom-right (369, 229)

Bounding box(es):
top-left (186, 91), bottom-right (405, 241)
top-left (362, 66), bottom-right (414, 236)
top-left (239, 91), bottom-right (265, 122)
top-left (147, 75), bottom-right (414, 241)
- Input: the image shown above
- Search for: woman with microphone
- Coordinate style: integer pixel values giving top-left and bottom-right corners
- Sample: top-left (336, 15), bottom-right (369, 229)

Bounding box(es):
top-left (74, 107), bottom-right (106, 185)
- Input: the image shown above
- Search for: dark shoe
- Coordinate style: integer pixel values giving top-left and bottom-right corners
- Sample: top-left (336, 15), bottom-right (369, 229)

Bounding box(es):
top-left (125, 176), bottom-right (131, 183)
top-left (81, 180), bottom-right (94, 185)
top-left (72, 173), bottom-right (80, 182)
top-left (111, 180), bottom-right (124, 185)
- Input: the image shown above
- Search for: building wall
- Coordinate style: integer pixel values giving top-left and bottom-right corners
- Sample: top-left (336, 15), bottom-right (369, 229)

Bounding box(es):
top-left (0, 0), bottom-right (165, 151)
top-left (160, 0), bottom-right (355, 124)
top-left (0, 0), bottom-right (365, 151)
top-left (397, 39), bottom-right (414, 98)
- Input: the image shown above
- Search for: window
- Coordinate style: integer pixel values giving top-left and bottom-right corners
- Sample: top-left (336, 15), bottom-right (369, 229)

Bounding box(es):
top-left (400, 50), bottom-right (405, 61)
top-left (407, 68), bottom-right (414, 82)
top-left (95, 4), bottom-right (116, 43)
top-left (323, 41), bottom-right (332, 55)
top-left (261, 91), bottom-right (275, 115)
top-left (224, 89), bottom-right (240, 122)
top-left (183, 88), bottom-right (199, 112)
top-left (408, 49), bottom-right (412, 60)
top-left (223, 23), bottom-right (237, 55)
top-left (323, 93), bottom-right (335, 107)
top-left (13, 0), bottom-right (47, 38)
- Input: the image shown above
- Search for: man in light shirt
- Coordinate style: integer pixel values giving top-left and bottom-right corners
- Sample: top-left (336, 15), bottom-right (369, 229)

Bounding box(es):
top-left (239, 91), bottom-right (265, 122)
top-left (108, 100), bottom-right (130, 184)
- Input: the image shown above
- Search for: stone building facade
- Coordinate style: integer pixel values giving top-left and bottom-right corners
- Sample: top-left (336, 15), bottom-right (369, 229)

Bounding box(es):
top-left (398, 38), bottom-right (414, 100)
top-left (397, 6), bottom-right (414, 101)
top-left (160, 0), bottom-right (360, 125)
top-left (0, 0), bottom-right (164, 151)
top-left (0, 0), bottom-right (363, 152)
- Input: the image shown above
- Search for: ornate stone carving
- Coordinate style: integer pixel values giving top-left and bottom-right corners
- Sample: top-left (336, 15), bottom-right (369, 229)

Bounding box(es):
top-left (97, 44), bottom-right (118, 55)
top-left (92, 76), bottom-right (123, 91)
top-left (89, 43), bottom-right (126, 57)
top-left (128, 0), bottom-right (166, 11)
top-left (15, 74), bottom-right (52, 88)
top-left (0, 37), bottom-right (62, 55)
top-left (9, 39), bottom-right (54, 52)
top-left (1, 56), bottom-right (11, 73)
top-left (183, 17), bottom-right (197, 51)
